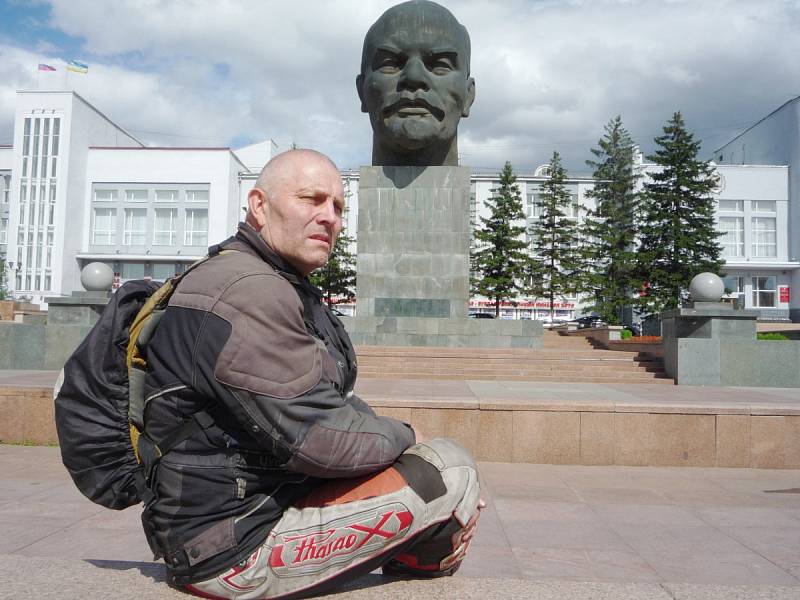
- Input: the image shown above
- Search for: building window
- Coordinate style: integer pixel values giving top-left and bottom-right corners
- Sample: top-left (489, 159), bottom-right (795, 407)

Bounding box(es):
top-left (94, 189), bottom-right (118, 202)
top-left (719, 216), bottom-right (744, 258)
top-left (751, 217), bottom-right (776, 258)
top-left (185, 190), bottom-right (209, 203)
top-left (92, 207), bottom-right (117, 245)
top-left (723, 275), bottom-right (745, 307)
top-left (1, 174), bottom-right (9, 203)
top-left (125, 189), bottom-right (148, 202)
top-left (52, 118), bottom-right (60, 156)
top-left (123, 208), bottom-right (147, 245)
top-left (184, 208), bottom-right (208, 246)
top-left (527, 194), bottom-right (542, 218)
top-left (752, 276), bottom-right (776, 308)
top-left (0, 217), bottom-right (7, 244)
top-left (153, 208), bottom-right (177, 245)
top-left (568, 195), bottom-right (580, 219)
top-left (121, 262), bottom-right (146, 280)
top-left (152, 263), bottom-right (177, 281)
top-left (718, 200), bottom-right (743, 212)
top-left (751, 200), bottom-right (776, 213)
top-left (155, 189), bottom-right (179, 203)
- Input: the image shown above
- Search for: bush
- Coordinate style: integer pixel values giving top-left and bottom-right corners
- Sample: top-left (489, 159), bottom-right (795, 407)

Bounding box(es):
top-left (620, 329), bottom-right (633, 340)
top-left (757, 332), bottom-right (789, 341)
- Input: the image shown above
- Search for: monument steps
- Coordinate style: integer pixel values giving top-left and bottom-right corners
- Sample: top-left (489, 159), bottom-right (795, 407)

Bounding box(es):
top-left (356, 357), bottom-right (662, 372)
top-left (355, 344), bottom-right (671, 383)
top-left (357, 372), bottom-right (673, 383)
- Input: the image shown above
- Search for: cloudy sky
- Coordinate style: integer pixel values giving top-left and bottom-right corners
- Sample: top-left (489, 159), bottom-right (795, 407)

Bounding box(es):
top-left (1, 0), bottom-right (799, 174)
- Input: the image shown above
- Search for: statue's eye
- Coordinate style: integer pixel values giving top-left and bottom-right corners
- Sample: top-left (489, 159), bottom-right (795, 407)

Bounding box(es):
top-left (428, 54), bottom-right (456, 75)
top-left (374, 52), bottom-right (402, 73)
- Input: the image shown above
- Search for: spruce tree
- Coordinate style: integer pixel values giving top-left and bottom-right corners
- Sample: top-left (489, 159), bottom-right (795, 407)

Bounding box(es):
top-left (529, 152), bottom-right (582, 321)
top-left (471, 161), bottom-right (529, 317)
top-left (309, 223), bottom-right (357, 309)
top-left (637, 112), bottom-right (723, 314)
top-left (0, 260), bottom-right (7, 301)
top-left (580, 116), bottom-right (641, 324)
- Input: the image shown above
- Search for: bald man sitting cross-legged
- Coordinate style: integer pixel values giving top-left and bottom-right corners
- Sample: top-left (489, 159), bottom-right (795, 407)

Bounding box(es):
top-left (137, 148), bottom-right (484, 599)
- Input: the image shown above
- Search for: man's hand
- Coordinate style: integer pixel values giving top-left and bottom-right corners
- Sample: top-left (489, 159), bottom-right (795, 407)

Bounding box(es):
top-left (440, 497), bottom-right (486, 571)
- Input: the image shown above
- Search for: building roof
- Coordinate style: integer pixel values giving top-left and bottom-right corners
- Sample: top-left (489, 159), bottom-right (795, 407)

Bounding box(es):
top-left (18, 90), bottom-right (145, 148)
top-left (714, 94), bottom-right (800, 153)
top-left (88, 145), bottom-right (249, 170)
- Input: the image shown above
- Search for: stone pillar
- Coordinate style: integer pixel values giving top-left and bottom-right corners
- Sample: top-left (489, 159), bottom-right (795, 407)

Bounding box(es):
top-left (356, 165), bottom-right (471, 320)
top-left (660, 302), bottom-right (760, 385)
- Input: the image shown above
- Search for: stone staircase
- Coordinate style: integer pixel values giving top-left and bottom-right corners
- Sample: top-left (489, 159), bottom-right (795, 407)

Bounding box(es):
top-left (355, 331), bottom-right (672, 384)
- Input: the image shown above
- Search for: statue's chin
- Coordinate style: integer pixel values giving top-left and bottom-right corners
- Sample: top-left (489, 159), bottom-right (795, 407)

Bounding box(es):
top-left (384, 118), bottom-right (440, 151)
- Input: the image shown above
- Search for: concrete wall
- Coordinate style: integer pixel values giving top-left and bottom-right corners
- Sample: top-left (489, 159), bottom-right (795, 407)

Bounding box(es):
top-left (5, 384), bottom-right (799, 469)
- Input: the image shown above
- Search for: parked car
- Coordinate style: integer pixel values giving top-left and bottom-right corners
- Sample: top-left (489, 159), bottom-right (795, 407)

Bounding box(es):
top-left (469, 312), bottom-right (495, 319)
top-left (572, 315), bottom-right (606, 329)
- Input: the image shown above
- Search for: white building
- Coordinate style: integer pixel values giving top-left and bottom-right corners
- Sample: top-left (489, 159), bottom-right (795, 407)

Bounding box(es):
top-left (0, 144), bottom-right (13, 259)
top-left (714, 95), bottom-right (800, 322)
top-left (2, 90), bottom-right (269, 304)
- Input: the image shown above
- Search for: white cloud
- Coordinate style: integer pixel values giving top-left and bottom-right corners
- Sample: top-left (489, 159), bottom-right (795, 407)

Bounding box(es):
top-left (1, 0), bottom-right (799, 173)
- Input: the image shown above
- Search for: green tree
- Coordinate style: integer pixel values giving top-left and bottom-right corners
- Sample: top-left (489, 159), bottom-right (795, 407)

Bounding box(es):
top-left (471, 161), bottom-right (529, 317)
top-left (528, 152), bottom-right (583, 321)
top-left (637, 112), bottom-right (723, 314)
top-left (0, 259), bottom-right (7, 301)
top-left (580, 116), bottom-right (641, 324)
top-left (310, 223), bottom-right (357, 308)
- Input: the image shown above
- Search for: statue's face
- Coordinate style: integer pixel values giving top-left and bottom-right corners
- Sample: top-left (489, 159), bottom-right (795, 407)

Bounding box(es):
top-left (357, 10), bottom-right (475, 155)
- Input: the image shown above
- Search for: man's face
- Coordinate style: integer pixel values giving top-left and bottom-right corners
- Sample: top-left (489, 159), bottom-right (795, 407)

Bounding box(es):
top-left (357, 12), bottom-right (475, 153)
top-left (253, 155), bottom-right (344, 276)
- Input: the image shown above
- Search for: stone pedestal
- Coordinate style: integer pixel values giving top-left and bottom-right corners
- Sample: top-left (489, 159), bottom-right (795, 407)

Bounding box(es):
top-left (660, 302), bottom-right (800, 387)
top-left (0, 292), bottom-right (112, 370)
top-left (349, 165), bottom-right (541, 348)
top-left (45, 291), bottom-right (111, 327)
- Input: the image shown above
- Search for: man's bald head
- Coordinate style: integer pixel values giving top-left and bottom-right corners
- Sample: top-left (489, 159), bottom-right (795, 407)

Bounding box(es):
top-left (253, 148), bottom-right (339, 202)
top-left (246, 148), bottom-right (345, 276)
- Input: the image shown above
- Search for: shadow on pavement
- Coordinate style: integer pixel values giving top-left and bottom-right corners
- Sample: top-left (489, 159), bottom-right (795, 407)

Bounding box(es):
top-left (85, 559), bottom-right (166, 583)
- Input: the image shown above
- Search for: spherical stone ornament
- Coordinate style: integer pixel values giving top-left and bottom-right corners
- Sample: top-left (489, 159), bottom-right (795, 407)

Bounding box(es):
top-left (80, 262), bottom-right (114, 291)
top-left (689, 272), bottom-right (724, 302)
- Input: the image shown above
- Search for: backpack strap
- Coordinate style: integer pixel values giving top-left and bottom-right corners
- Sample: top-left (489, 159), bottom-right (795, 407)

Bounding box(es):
top-left (127, 250), bottom-right (226, 429)
top-left (136, 411), bottom-right (216, 481)
top-left (127, 249), bottom-right (227, 457)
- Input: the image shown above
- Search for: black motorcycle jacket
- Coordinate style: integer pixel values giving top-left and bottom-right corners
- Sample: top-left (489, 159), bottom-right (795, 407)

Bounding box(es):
top-left (140, 223), bottom-right (416, 584)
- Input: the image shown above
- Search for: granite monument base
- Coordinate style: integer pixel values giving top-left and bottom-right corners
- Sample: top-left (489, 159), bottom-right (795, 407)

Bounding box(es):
top-left (0, 292), bottom-right (111, 370)
top-left (352, 165), bottom-right (542, 348)
top-left (661, 302), bottom-right (800, 387)
top-left (342, 316), bottom-right (543, 349)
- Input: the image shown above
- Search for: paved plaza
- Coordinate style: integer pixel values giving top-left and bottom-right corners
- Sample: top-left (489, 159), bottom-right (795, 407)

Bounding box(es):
top-left (1, 444), bottom-right (798, 599)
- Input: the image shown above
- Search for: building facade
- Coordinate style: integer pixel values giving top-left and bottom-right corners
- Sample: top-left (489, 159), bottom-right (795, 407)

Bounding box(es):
top-left (3, 91), bottom-right (260, 304)
top-left (1, 89), bottom-right (797, 321)
top-left (714, 95), bottom-right (800, 322)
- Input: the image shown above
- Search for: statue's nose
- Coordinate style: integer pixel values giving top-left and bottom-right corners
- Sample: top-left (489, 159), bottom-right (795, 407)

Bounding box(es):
top-left (400, 57), bottom-right (429, 90)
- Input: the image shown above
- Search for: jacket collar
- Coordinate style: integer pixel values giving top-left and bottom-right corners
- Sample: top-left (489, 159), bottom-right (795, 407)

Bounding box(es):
top-left (232, 223), bottom-right (323, 299)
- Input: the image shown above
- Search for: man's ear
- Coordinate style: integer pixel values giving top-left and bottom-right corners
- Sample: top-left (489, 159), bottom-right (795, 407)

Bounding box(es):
top-left (247, 187), bottom-right (268, 229)
top-left (356, 74), bottom-right (368, 113)
top-left (462, 77), bottom-right (476, 118)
